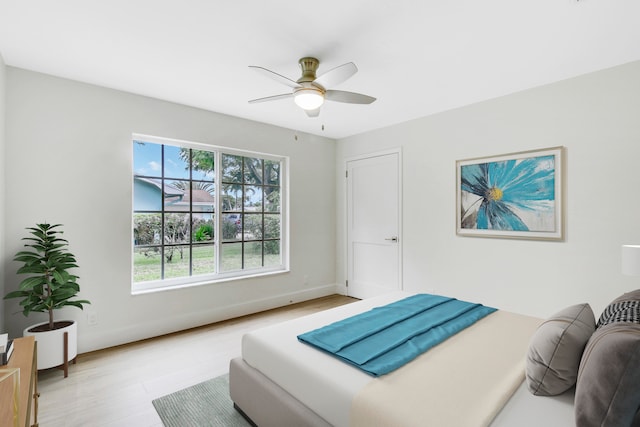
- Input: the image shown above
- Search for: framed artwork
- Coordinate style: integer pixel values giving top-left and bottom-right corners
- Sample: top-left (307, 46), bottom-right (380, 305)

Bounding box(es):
top-left (456, 146), bottom-right (564, 240)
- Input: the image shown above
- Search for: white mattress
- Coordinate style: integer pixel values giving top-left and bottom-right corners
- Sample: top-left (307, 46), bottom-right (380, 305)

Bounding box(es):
top-left (241, 291), bottom-right (576, 427)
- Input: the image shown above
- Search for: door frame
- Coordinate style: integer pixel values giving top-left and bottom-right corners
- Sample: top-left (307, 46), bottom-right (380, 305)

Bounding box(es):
top-left (344, 147), bottom-right (403, 296)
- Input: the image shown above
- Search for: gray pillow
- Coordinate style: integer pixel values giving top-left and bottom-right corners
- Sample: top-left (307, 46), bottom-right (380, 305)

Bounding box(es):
top-left (575, 322), bottom-right (640, 427)
top-left (525, 303), bottom-right (595, 396)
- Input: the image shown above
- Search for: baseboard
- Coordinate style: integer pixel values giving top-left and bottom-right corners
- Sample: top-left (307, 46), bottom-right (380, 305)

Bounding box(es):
top-left (79, 283), bottom-right (339, 353)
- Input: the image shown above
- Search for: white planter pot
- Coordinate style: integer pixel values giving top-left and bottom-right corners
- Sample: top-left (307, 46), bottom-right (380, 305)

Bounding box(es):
top-left (24, 320), bottom-right (77, 370)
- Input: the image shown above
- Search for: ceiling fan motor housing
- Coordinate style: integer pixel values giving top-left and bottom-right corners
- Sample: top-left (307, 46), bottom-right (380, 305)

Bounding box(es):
top-left (297, 57), bottom-right (321, 84)
top-left (294, 57), bottom-right (325, 107)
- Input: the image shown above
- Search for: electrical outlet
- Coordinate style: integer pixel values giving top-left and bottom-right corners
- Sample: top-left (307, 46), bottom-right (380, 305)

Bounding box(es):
top-left (87, 311), bottom-right (98, 325)
top-left (303, 275), bottom-right (309, 285)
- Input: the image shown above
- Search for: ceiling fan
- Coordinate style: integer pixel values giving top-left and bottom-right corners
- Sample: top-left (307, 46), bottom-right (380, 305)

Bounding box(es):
top-left (248, 57), bottom-right (376, 117)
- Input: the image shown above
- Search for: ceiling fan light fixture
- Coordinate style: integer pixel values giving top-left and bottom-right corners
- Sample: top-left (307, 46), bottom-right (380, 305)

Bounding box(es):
top-left (249, 58), bottom-right (375, 115)
top-left (294, 88), bottom-right (324, 110)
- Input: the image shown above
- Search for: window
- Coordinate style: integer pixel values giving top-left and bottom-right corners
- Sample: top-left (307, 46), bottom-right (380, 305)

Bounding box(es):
top-left (132, 135), bottom-right (287, 292)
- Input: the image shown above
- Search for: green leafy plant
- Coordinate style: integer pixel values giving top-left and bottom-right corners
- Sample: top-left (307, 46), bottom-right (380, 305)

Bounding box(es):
top-left (4, 223), bottom-right (91, 331)
top-left (194, 223), bottom-right (213, 242)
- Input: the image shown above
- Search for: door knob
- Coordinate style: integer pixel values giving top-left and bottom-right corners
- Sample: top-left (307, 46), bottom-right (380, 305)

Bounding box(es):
top-left (385, 236), bottom-right (398, 242)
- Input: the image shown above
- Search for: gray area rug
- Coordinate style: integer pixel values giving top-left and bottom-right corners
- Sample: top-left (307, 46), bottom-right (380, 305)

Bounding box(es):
top-left (152, 374), bottom-right (251, 427)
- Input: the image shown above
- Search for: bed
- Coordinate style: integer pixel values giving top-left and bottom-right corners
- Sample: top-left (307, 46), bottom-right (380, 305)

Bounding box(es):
top-left (229, 292), bottom-right (578, 427)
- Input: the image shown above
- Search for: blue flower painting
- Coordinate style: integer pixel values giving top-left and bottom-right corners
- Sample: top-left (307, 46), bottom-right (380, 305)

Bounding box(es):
top-left (458, 149), bottom-right (562, 238)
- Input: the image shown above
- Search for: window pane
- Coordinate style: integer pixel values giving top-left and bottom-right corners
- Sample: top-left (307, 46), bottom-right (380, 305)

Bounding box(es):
top-left (164, 145), bottom-right (190, 179)
top-left (134, 213), bottom-right (162, 246)
top-left (264, 241), bottom-right (281, 267)
top-left (133, 246), bottom-right (162, 282)
top-left (222, 214), bottom-right (241, 242)
top-left (192, 244), bottom-right (215, 275)
top-left (221, 243), bottom-right (242, 272)
top-left (164, 245), bottom-right (190, 278)
top-left (133, 141), bottom-right (162, 178)
top-left (191, 149), bottom-right (215, 181)
top-left (222, 154), bottom-right (242, 183)
top-left (244, 186), bottom-right (263, 211)
top-left (244, 242), bottom-right (262, 268)
top-left (264, 214), bottom-right (280, 239)
top-left (190, 182), bottom-right (215, 216)
top-left (264, 187), bottom-right (280, 212)
top-left (244, 157), bottom-right (262, 184)
top-left (244, 214), bottom-right (263, 240)
top-left (134, 178), bottom-right (163, 211)
top-left (192, 217), bottom-right (214, 242)
top-left (164, 180), bottom-right (189, 211)
top-left (264, 160), bottom-right (280, 186)
top-left (221, 184), bottom-right (242, 212)
top-left (164, 213), bottom-right (191, 244)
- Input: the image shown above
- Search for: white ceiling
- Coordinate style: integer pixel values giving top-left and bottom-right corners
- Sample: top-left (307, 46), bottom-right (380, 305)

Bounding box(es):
top-left (1, 1), bottom-right (639, 139)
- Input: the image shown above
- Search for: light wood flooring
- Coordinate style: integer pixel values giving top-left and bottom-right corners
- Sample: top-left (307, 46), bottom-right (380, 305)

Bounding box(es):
top-left (36, 294), bottom-right (357, 427)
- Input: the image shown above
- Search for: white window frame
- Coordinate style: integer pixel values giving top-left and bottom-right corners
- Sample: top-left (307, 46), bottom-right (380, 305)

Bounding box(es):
top-left (132, 134), bottom-right (289, 294)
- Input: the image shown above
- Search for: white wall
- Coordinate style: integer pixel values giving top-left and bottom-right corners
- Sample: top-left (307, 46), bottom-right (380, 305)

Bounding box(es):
top-left (4, 68), bottom-right (337, 352)
top-left (6, 60), bottom-right (639, 352)
top-left (336, 60), bottom-right (640, 319)
top-left (0, 53), bottom-right (6, 333)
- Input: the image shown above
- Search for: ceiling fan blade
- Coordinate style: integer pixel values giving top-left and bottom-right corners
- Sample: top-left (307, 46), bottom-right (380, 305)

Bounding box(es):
top-left (314, 62), bottom-right (358, 88)
top-left (325, 90), bottom-right (376, 104)
top-left (305, 108), bottom-right (321, 118)
top-left (249, 66), bottom-right (302, 89)
top-left (248, 93), bottom-right (293, 104)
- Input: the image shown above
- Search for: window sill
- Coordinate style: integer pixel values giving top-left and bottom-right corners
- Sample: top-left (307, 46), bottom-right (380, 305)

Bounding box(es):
top-left (131, 268), bottom-right (290, 295)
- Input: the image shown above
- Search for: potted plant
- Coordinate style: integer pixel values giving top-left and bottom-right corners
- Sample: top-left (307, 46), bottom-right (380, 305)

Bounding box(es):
top-left (4, 223), bottom-right (90, 373)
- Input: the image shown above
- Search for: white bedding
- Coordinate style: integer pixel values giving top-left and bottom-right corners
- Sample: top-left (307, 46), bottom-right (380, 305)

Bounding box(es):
top-left (491, 382), bottom-right (575, 427)
top-left (242, 292), bottom-right (406, 426)
top-left (241, 292), bottom-right (576, 426)
top-left (350, 309), bottom-right (542, 427)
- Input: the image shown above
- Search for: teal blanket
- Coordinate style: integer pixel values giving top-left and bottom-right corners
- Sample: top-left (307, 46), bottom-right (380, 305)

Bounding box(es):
top-left (297, 294), bottom-right (496, 376)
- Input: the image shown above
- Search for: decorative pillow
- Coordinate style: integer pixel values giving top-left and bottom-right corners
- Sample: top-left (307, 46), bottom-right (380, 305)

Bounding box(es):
top-left (575, 323), bottom-right (640, 426)
top-left (596, 289), bottom-right (640, 328)
top-left (525, 303), bottom-right (595, 396)
top-left (575, 291), bottom-right (640, 426)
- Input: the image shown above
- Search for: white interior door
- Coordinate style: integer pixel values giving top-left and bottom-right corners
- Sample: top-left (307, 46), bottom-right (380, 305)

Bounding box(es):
top-left (347, 151), bottom-right (401, 299)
